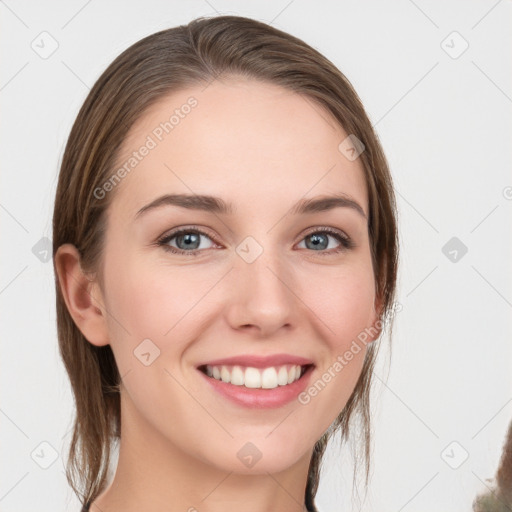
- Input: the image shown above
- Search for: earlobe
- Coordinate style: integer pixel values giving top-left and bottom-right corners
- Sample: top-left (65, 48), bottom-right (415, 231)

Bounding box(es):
top-left (54, 243), bottom-right (110, 347)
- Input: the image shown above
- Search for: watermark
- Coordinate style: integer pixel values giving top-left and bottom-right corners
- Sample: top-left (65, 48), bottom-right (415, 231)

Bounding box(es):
top-left (30, 441), bottom-right (59, 469)
top-left (32, 236), bottom-right (52, 263)
top-left (338, 134), bottom-right (365, 161)
top-left (133, 338), bottom-right (161, 366)
top-left (442, 236), bottom-right (468, 263)
top-left (93, 96), bottom-right (198, 200)
top-left (31, 31), bottom-right (59, 59)
top-left (440, 31), bottom-right (469, 60)
top-left (237, 441), bottom-right (263, 468)
top-left (298, 301), bottom-right (402, 405)
top-left (235, 236), bottom-right (264, 263)
top-left (440, 440), bottom-right (469, 469)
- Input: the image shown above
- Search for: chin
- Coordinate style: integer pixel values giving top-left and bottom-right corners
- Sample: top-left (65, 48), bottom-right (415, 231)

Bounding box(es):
top-left (200, 437), bottom-right (313, 475)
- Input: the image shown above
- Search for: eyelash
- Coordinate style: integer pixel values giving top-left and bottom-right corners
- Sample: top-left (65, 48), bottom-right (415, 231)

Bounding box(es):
top-left (156, 225), bottom-right (355, 257)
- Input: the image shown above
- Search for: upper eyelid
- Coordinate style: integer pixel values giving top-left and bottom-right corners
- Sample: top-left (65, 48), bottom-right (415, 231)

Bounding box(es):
top-left (159, 226), bottom-right (220, 244)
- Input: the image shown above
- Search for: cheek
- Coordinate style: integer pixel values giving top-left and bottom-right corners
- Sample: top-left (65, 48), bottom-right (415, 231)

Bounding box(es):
top-left (298, 267), bottom-right (375, 420)
top-left (308, 263), bottom-right (376, 343)
top-left (102, 252), bottom-right (221, 361)
top-left (100, 258), bottom-right (209, 421)
top-left (272, 266), bottom-right (374, 442)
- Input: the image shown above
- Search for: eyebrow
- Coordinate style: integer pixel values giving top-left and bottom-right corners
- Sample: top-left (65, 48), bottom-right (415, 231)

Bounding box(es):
top-left (135, 193), bottom-right (367, 220)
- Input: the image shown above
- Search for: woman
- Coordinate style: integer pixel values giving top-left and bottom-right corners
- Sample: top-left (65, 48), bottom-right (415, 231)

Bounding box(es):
top-left (53, 14), bottom-right (399, 511)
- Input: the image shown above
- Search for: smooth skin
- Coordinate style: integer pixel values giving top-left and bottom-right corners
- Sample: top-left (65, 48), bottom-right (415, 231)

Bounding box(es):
top-left (55, 77), bottom-right (382, 512)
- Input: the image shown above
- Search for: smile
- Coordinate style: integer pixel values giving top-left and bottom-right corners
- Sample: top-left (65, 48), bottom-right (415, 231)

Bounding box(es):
top-left (199, 363), bottom-right (312, 389)
top-left (197, 363), bottom-right (315, 409)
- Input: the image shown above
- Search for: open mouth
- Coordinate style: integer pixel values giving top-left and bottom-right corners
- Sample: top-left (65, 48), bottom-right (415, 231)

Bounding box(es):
top-left (197, 363), bottom-right (314, 390)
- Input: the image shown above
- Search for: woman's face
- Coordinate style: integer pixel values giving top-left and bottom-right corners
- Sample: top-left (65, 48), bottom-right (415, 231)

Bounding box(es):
top-left (93, 78), bottom-right (380, 475)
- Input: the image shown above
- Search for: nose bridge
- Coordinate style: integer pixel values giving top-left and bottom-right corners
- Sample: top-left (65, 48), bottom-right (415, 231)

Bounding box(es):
top-left (227, 234), bottom-right (296, 334)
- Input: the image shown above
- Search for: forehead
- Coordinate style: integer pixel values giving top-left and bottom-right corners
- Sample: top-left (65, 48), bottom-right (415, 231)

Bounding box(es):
top-left (109, 78), bottom-right (368, 220)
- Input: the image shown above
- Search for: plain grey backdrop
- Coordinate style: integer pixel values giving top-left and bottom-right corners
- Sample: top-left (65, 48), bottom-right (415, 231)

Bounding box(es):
top-left (1, 1), bottom-right (511, 511)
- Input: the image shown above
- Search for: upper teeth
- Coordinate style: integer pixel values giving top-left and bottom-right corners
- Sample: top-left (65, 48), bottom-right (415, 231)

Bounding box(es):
top-left (204, 364), bottom-right (304, 389)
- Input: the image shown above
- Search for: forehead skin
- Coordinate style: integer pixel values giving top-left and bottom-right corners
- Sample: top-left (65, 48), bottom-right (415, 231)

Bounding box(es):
top-left (106, 78), bottom-right (369, 246)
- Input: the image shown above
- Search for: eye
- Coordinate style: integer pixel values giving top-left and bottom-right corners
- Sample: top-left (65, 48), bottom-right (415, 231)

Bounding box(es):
top-left (157, 226), bottom-right (218, 256)
top-left (297, 227), bottom-right (354, 255)
top-left (156, 225), bottom-right (354, 256)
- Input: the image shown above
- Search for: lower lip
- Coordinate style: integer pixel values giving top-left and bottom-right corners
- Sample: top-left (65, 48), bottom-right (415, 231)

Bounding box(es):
top-left (197, 365), bottom-right (315, 409)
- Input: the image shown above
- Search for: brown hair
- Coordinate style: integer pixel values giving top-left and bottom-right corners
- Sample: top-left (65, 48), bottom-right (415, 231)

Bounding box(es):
top-left (52, 14), bottom-right (399, 510)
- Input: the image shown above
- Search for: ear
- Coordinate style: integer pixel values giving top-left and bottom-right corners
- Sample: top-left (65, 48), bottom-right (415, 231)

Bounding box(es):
top-left (54, 243), bottom-right (109, 346)
top-left (367, 293), bottom-right (385, 343)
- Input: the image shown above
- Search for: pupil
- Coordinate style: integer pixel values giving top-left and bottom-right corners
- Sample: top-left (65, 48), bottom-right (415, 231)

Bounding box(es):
top-left (179, 233), bottom-right (199, 250)
top-left (307, 233), bottom-right (327, 250)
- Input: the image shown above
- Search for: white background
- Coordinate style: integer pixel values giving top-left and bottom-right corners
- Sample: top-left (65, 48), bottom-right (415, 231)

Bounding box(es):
top-left (1, 1), bottom-right (511, 511)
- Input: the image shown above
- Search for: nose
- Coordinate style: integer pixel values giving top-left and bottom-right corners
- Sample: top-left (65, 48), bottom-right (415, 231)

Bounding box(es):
top-left (225, 245), bottom-right (296, 338)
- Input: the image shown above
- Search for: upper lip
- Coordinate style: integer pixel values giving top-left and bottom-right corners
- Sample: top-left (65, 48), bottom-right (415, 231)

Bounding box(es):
top-left (197, 353), bottom-right (314, 369)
